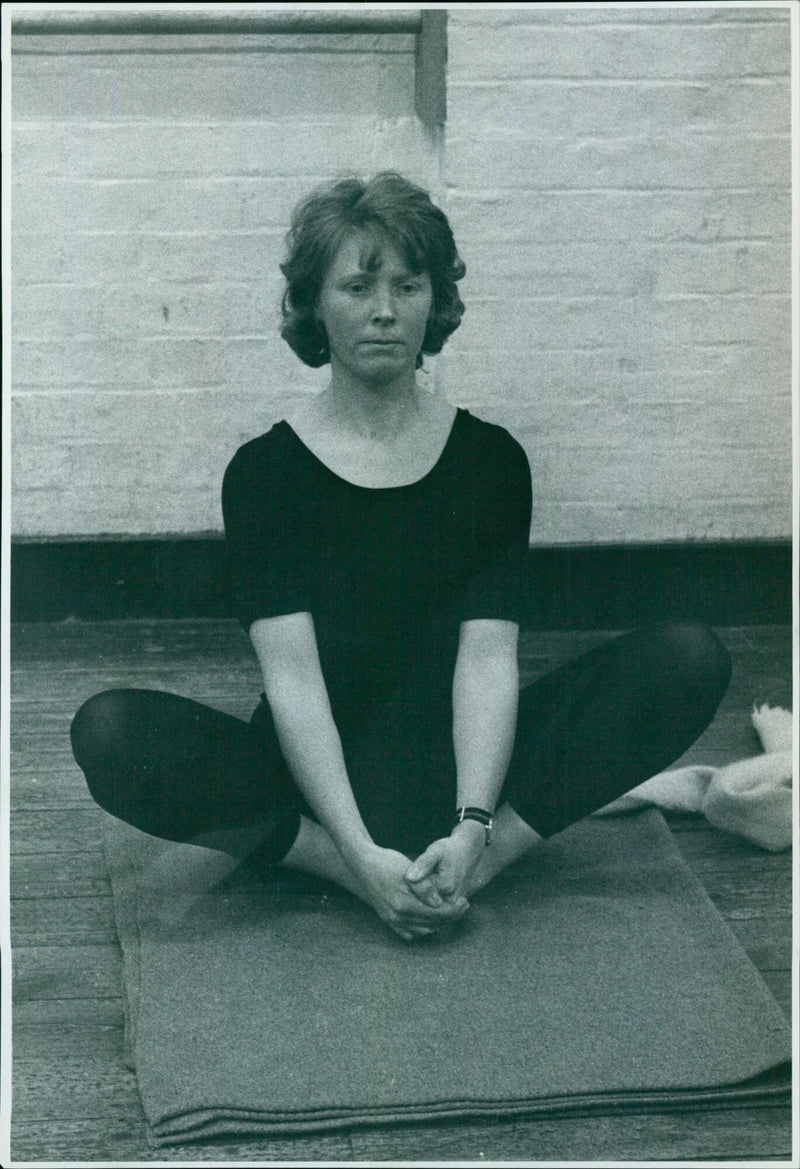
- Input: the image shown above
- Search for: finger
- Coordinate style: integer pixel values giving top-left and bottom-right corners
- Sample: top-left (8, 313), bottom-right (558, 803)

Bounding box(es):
top-left (387, 919), bottom-right (416, 941)
top-left (438, 895), bottom-right (470, 920)
top-left (399, 909), bottom-right (448, 927)
top-left (404, 875), bottom-right (443, 908)
top-left (404, 847), bottom-right (441, 883)
top-left (399, 899), bottom-right (468, 927)
top-left (431, 861), bottom-right (458, 900)
top-left (393, 922), bottom-right (437, 941)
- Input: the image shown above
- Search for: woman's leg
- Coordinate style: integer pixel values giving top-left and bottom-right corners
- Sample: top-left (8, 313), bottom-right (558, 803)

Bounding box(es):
top-left (502, 620), bottom-right (732, 838)
top-left (70, 688), bottom-right (302, 863)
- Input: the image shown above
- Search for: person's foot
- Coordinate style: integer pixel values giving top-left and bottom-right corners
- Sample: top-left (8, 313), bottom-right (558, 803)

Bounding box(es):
top-left (280, 817), bottom-right (454, 913)
top-left (280, 807), bottom-right (541, 908)
top-left (279, 815), bottom-right (368, 900)
top-left (466, 803), bottom-right (541, 896)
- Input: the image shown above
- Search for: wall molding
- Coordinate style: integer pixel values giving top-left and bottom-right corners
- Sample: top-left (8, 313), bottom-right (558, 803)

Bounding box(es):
top-left (12, 7), bottom-right (446, 128)
top-left (11, 11), bottom-right (422, 36)
top-left (10, 539), bottom-right (791, 629)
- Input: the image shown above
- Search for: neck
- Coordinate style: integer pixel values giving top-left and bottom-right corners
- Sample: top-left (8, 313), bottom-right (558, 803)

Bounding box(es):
top-left (324, 364), bottom-right (423, 439)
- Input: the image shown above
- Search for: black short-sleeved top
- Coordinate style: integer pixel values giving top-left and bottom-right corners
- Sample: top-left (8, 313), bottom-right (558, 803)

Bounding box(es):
top-left (222, 406), bottom-right (532, 854)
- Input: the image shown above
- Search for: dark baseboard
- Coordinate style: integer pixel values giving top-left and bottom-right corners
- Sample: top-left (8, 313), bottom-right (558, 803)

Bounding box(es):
top-left (9, 537), bottom-right (792, 629)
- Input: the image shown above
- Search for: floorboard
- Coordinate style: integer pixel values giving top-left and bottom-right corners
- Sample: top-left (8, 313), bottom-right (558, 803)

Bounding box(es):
top-left (348, 1106), bottom-right (793, 1163)
top-left (9, 620), bottom-right (794, 1163)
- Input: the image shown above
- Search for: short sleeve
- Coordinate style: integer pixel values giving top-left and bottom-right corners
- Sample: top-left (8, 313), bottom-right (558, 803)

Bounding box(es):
top-left (456, 430), bottom-right (532, 625)
top-left (221, 435), bottom-right (310, 631)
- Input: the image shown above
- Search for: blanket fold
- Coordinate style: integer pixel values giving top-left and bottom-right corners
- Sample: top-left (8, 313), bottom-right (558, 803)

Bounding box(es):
top-left (103, 808), bottom-right (791, 1147)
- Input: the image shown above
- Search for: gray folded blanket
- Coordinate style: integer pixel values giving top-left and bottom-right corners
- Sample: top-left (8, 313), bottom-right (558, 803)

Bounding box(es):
top-left (102, 808), bottom-right (790, 1147)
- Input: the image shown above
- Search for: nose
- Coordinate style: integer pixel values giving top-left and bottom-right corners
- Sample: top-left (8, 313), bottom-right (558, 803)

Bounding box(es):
top-left (371, 287), bottom-right (396, 323)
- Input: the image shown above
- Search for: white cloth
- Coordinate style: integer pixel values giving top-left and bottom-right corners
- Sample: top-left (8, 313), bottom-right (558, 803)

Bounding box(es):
top-left (598, 705), bottom-right (793, 852)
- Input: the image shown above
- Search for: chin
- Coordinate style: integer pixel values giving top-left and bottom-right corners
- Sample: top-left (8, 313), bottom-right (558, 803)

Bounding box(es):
top-left (356, 358), bottom-right (412, 382)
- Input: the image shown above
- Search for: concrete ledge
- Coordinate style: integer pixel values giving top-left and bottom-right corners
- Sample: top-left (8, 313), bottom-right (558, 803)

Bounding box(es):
top-left (10, 539), bottom-right (791, 629)
top-left (11, 11), bottom-right (422, 36)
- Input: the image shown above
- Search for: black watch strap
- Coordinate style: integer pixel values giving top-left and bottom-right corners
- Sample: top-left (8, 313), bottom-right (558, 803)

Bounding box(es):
top-left (455, 806), bottom-right (494, 846)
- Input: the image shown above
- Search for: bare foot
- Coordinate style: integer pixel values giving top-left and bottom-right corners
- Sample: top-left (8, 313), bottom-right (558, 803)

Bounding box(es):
top-left (280, 808), bottom-right (541, 908)
top-left (280, 817), bottom-right (452, 913)
top-left (466, 803), bottom-right (542, 896)
top-left (279, 815), bottom-right (369, 900)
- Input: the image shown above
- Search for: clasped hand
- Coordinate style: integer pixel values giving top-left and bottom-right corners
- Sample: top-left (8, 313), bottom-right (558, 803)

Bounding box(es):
top-left (405, 821), bottom-right (485, 913)
top-left (355, 827), bottom-right (485, 941)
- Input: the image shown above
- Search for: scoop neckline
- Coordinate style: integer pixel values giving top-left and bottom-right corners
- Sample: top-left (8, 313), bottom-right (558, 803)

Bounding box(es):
top-left (279, 406), bottom-right (466, 492)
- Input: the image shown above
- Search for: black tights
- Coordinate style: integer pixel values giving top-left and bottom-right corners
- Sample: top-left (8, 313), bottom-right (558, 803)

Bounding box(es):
top-left (70, 621), bottom-right (731, 862)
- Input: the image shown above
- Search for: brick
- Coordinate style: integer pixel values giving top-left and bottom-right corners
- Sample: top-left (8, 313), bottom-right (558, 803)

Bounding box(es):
top-left (442, 349), bottom-right (705, 403)
top-left (444, 189), bottom-right (789, 245)
top-left (459, 241), bottom-right (788, 301)
top-left (12, 46), bottom-right (415, 121)
top-left (624, 399), bottom-right (791, 455)
top-left (527, 444), bottom-right (787, 508)
top-left (12, 231), bottom-right (284, 285)
top-left (713, 79), bottom-right (792, 135)
top-left (466, 397), bottom-right (789, 461)
top-left (446, 133), bottom-right (790, 193)
top-left (530, 500), bottom-right (789, 546)
top-left (450, 8), bottom-right (789, 29)
top-left (457, 396), bottom-right (792, 483)
top-left (649, 243), bottom-right (789, 297)
top-left (441, 346), bottom-right (790, 408)
top-left (12, 281), bottom-right (285, 341)
top-left (12, 116), bottom-right (433, 181)
top-left (448, 19), bottom-right (790, 82)
top-left (10, 387), bottom-right (321, 536)
top-left (459, 241), bottom-right (653, 299)
top-left (12, 176), bottom-right (316, 235)
top-left (11, 483), bottom-right (220, 537)
top-left (11, 336), bottom-right (326, 390)
top-left (452, 294), bottom-right (789, 354)
top-left (646, 295), bottom-right (790, 349)
top-left (615, 360), bottom-right (791, 409)
top-left (10, 386), bottom-right (314, 447)
top-left (449, 78), bottom-right (790, 139)
top-left (12, 231), bottom-right (150, 284)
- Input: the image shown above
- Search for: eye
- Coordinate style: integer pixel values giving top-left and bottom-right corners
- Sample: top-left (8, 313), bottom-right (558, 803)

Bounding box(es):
top-left (399, 281), bottom-right (422, 294)
top-left (347, 281), bottom-right (368, 294)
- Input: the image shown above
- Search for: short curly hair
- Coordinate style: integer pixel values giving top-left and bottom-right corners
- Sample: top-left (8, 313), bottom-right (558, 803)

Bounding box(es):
top-left (280, 172), bottom-right (466, 369)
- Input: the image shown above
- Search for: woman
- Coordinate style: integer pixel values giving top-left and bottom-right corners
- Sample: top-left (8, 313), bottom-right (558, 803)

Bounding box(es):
top-left (71, 172), bottom-right (732, 942)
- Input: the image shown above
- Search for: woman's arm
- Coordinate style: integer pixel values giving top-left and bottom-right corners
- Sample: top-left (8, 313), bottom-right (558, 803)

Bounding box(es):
top-left (452, 618), bottom-right (520, 811)
top-left (250, 612), bottom-right (371, 866)
top-left (250, 613), bottom-right (467, 938)
top-left (405, 618), bottom-right (519, 898)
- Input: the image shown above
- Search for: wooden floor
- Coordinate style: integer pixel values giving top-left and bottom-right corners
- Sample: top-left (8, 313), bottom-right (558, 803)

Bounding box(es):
top-left (9, 620), bottom-right (794, 1163)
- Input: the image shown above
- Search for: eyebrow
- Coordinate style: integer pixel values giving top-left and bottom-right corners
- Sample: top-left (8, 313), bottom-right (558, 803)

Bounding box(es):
top-left (338, 268), bottom-right (423, 281)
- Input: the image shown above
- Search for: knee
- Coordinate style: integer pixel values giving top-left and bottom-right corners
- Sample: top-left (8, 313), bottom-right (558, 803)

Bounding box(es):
top-left (71, 690), bottom-right (131, 765)
top-left (70, 690), bottom-right (140, 811)
top-left (647, 620), bottom-right (732, 703)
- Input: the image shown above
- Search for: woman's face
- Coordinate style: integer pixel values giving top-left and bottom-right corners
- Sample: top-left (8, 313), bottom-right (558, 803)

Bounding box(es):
top-left (315, 230), bottom-right (433, 386)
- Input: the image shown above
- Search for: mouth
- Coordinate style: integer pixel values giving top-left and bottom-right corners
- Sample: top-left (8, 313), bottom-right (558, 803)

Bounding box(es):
top-left (360, 339), bottom-right (403, 347)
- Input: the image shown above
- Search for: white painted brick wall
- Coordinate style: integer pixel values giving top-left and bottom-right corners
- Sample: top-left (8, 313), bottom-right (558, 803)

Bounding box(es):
top-left (11, 30), bottom-right (440, 536)
top-left (442, 6), bottom-right (791, 544)
top-left (11, 10), bottom-right (792, 544)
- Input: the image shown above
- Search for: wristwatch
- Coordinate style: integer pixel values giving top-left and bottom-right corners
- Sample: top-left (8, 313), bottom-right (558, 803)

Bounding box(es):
top-left (455, 805), bottom-right (494, 847)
